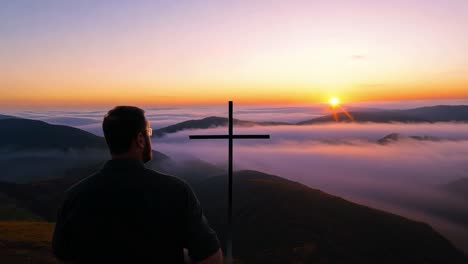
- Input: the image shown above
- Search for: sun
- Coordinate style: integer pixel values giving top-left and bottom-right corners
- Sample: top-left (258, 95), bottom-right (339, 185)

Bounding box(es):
top-left (329, 97), bottom-right (340, 108)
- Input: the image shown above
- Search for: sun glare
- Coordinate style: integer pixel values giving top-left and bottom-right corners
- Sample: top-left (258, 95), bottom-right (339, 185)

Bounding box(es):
top-left (329, 97), bottom-right (340, 108)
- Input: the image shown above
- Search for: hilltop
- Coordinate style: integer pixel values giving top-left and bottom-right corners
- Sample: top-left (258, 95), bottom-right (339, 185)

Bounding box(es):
top-left (153, 116), bottom-right (288, 137)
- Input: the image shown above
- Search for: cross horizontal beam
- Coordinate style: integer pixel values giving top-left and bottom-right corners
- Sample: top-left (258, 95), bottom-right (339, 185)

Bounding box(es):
top-left (189, 135), bottom-right (270, 139)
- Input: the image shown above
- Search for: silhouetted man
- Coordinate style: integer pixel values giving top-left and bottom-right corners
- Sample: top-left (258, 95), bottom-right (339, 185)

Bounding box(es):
top-left (52, 106), bottom-right (222, 263)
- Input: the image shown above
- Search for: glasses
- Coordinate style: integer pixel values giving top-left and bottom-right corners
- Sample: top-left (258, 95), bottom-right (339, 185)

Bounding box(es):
top-left (145, 127), bottom-right (153, 137)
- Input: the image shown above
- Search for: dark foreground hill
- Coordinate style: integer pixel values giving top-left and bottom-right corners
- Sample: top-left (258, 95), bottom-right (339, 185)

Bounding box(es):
top-left (0, 170), bottom-right (466, 263)
top-left (194, 170), bottom-right (467, 264)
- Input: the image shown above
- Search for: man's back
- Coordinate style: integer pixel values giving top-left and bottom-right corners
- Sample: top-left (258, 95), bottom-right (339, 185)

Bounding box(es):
top-left (53, 159), bottom-right (220, 263)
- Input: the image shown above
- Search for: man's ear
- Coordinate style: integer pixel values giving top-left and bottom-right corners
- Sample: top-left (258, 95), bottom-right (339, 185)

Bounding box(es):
top-left (136, 132), bottom-right (145, 149)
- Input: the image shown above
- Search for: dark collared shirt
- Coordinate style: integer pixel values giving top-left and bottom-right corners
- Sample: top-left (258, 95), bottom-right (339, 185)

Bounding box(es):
top-left (52, 158), bottom-right (220, 263)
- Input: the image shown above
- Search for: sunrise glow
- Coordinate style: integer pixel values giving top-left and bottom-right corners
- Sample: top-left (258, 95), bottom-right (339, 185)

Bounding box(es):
top-left (329, 97), bottom-right (341, 108)
top-left (1, 1), bottom-right (467, 108)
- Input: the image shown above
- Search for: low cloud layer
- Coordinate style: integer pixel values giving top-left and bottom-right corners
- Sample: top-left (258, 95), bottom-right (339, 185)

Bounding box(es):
top-left (3, 108), bottom-right (468, 251)
top-left (153, 123), bottom-right (468, 252)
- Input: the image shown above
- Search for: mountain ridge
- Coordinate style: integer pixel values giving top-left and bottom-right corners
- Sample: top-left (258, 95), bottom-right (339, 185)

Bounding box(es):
top-left (153, 116), bottom-right (289, 137)
top-left (149, 105), bottom-right (468, 137)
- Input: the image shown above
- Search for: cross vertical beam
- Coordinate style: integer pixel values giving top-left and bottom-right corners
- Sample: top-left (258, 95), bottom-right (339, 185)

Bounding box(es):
top-left (189, 101), bottom-right (270, 264)
top-left (227, 101), bottom-right (233, 262)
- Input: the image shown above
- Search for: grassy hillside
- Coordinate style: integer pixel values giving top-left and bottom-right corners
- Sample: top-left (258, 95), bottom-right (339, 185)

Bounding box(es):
top-left (0, 192), bottom-right (42, 221)
top-left (0, 221), bottom-right (58, 264)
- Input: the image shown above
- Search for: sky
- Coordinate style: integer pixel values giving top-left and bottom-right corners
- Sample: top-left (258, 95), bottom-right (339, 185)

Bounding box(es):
top-left (1, 0), bottom-right (468, 108)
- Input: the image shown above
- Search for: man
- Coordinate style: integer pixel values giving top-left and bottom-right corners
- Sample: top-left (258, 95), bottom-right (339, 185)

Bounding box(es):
top-left (52, 106), bottom-right (222, 263)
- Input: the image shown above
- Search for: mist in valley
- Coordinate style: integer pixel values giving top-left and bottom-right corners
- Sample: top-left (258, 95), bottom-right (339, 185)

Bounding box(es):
top-left (2, 108), bottom-right (468, 252)
top-left (153, 123), bottom-right (468, 252)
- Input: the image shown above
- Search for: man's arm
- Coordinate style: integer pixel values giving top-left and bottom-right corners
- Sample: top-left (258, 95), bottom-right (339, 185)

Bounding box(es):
top-left (182, 182), bottom-right (223, 264)
top-left (196, 248), bottom-right (223, 264)
top-left (52, 200), bottom-right (75, 262)
top-left (184, 248), bottom-right (223, 264)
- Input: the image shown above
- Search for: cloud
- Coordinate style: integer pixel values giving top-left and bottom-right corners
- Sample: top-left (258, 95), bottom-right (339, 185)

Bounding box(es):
top-left (152, 123), bottom-right (468, 252)
top-left (3, 106), bottom-right (330, 132)
top-left (350, 54), bottom-right (366, 60)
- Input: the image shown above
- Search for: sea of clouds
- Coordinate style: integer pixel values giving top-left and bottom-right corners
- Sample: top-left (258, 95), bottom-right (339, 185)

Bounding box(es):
top-left (153, 123), bottom-right (468, 252)
top-left (3, 104), bottom-right (468, 252)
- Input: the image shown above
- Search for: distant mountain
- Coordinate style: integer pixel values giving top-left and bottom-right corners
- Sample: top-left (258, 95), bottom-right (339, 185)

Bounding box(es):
top-left (41, 117), bottom-right (99, 126)
top-left (398, 105), bottom-right (468, 122)
top-left (152, 106), bottom-right (468, 136)
top-left (299, 105), bottom-right (468, 124)
top-left (377, 133), bottom-right (442, 145)
top-left (0, 119), bottom-right (164, 183)
top-left (0, 118), bottom-right (106, 150)
top-left (1, 169), bottom-right (465, 263)
top-left (153, 116), bottom-right (289, 137)
top-left (441, 178), bottom-right (468, 200)
top-left (0, 117), bottom-right (180, 183)
top-left (298, 111), bottom-right (429, 124)
top-left (0, 114), bottom-right (19, 120)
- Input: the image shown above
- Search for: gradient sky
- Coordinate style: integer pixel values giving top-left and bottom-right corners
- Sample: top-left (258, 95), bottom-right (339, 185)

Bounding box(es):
top-left (1, 0), bottom-right (468, 108)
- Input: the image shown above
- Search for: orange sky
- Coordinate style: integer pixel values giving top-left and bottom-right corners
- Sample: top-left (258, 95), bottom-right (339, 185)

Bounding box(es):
top-left (1, 1), bottom-right (468, 108)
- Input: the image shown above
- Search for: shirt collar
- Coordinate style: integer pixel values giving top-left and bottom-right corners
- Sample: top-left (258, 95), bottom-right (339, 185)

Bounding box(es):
top-left (101, 158), bottom-right (146, 172)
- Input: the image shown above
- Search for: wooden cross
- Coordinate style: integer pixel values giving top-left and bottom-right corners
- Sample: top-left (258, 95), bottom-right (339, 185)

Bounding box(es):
top-left (189, 101), bottom-right (270, 264)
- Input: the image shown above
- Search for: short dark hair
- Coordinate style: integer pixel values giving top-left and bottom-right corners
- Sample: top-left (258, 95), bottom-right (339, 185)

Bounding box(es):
top-left (102, 106), bottom-right (147, 154)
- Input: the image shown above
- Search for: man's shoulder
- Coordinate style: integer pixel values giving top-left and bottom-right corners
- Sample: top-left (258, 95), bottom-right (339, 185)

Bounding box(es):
top-left (65, 172), bottom-right (101, 197)
top-left (142, 168), bottom-right (191, 192)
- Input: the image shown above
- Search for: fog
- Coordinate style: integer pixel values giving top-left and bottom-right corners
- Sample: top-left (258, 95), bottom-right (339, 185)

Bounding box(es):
top-left (2, 107), bottom-right (468, 251)
top-left (153, 123), bottom-right (468, 252)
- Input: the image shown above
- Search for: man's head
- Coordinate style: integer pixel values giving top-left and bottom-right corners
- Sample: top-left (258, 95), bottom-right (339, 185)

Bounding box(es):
top-left (102, 106), bottom-right (152, 163)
